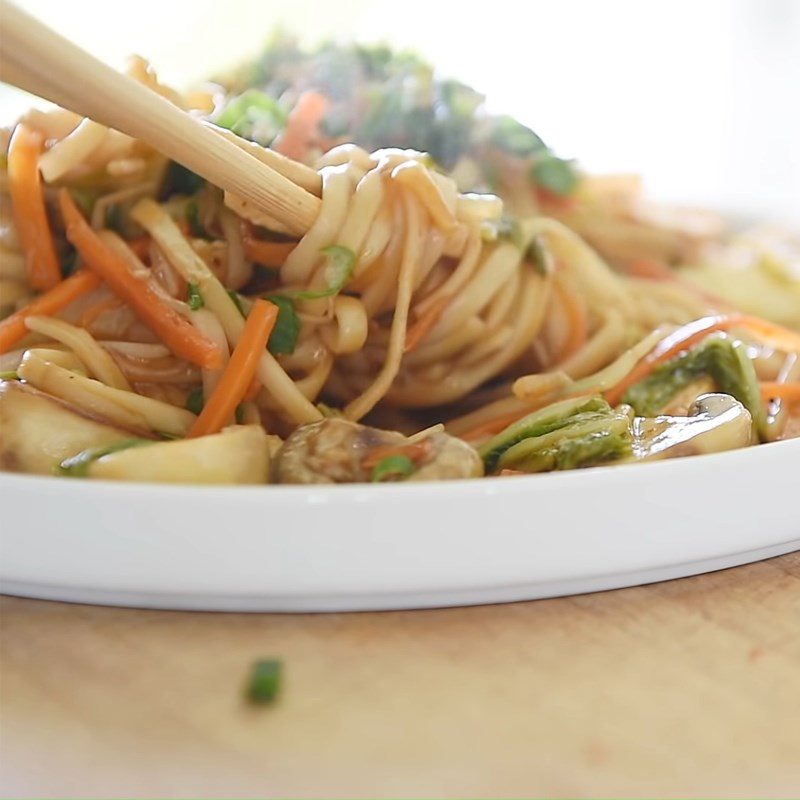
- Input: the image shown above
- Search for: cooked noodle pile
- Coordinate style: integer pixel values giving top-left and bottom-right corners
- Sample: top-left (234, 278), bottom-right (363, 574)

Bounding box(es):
top-left (0, 51), bottom-right (797, 484)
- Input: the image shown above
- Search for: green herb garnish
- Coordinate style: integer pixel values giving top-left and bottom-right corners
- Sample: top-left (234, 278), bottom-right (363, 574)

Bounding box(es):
top-left (187, 283), bottom-right (205, 311)
top-left (185, 201), bottom-right (207, 238)
top-left (294, 246), bottom-right (356, 300)
top-left (265, 294), bottom-right (301, 355)
top-left (531, 154), bottom-right (579, 196)
top-left (186, 387), bottom-right (204, 415)
top-left (216, 90), bottom-right (287, 147)
top-left (371, 453), bottom-right (415, 482)
top-left (58, 439), bottom-right (151, 478)
top-left (246, 659), bottom-right (282, 704)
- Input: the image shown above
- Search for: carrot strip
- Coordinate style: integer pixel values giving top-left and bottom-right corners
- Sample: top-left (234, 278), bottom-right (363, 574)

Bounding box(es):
top-left (274, 90), bottom-right (329, 162)
top-left (362, 439), bottom-right (432, 470)
top-left (0, 270), bottom-right (101, 353)
top-left (188, 299), bottom-right (278, 437)
top-left (553, 279), bottom-right (588, 361)
top-left (760, 382), bottom-right (800, 403)
top-left (404, 295), bottom-right (451, 353)
top-left (59, 189), bottom-right (222, 370)
top-left (7, 124), bottom-right (61, 291)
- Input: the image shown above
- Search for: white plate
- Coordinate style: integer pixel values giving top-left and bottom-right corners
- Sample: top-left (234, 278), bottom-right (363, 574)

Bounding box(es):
top-left (1, 438), bottom-right (798, 611)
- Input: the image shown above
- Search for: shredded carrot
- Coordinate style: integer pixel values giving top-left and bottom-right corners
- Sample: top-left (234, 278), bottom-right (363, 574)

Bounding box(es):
top-left (362, 439), bottom-right (432, 470)
top-left (80, 295), bottom-right (125, 329)
top-left (242, 236), bottom-right (296, 267)
top-left (274, 91), bottom-right (329, 162)
top-left (0, 270), bottom-right (101, 353)
top-left (7, 124), bottom-right (61, 291)
top-left (760, 382), bottom-right (800, 403)
top-left (188, 299), bottom-right (278, 437)
top-left (59, 189), bottom-right (222, 370)
top-left (404, 295), bottom-right (451, 353)
top-left (553, 279), bottom-right (588, 361)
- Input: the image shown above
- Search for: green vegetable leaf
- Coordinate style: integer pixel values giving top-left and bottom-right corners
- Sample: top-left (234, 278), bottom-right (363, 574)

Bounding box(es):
top-left (488, 116), bottom-right (546, 157)
top-left (623, 336), bottom-right (766, 438)
top-left (58, 439), bottom-right (151, 478)
top-left (294, 246), bottom-right (356, 300)
top-left (500, 428), bottom-right (631, 473)
top-left (371, 453), bottom-right (415, 482)
top-left (246, 659), bottom-right (282, 704)
top-left (186, 387), bottom-right (204, 415)
top-left (187, 283), bottom-right (205, 311)
top-left (0, 370), bottom-right (19, 380)
top-left (265, 294), bottom-right (301, 355)
top-left (216, 90), bottom-right (287, 146)
top-left (479, 396), bottom-right (613, 473)
top-left (531, 154), bottom-right (579, 196)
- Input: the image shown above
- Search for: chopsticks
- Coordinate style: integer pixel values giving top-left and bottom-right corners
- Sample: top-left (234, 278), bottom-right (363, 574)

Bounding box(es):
top-left (0, 0), bottom-right (321, 237)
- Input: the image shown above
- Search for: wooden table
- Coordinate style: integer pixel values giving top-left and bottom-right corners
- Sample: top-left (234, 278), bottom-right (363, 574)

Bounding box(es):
top-left (1, 553), bottom-right (799, 799)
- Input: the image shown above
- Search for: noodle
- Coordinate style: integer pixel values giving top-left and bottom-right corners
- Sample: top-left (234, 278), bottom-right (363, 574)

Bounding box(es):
top-left (0, 42), bottom-right (797, 484)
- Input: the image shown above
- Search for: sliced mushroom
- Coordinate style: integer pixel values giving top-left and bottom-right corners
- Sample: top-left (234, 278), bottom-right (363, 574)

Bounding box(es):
top-left (0, 379), bottom-right (138, 475)
top-left (274, 417), bottom-right (483, 484)
top-left (81, 425), bottom-right (271, 484)
top-left (633, 393), bottom-right (754, 460)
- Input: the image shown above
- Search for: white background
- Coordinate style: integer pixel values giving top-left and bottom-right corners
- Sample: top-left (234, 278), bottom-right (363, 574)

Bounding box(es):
top-left (2, 0), bottom-right (798, 222)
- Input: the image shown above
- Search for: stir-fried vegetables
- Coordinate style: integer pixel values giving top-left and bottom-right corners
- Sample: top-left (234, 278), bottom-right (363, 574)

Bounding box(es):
top-left (0, 270), bottom-right (101, 353)
top-left (623, 336), bottom-right (766, 438)
top-left (59, 190), bottom-right (223, 369)
top-left (223, 37), bottom-right (579, 193)
top-left (188, 298), bottom-right (278, 437)
top-left (479, 396), bottom-right (632, 474)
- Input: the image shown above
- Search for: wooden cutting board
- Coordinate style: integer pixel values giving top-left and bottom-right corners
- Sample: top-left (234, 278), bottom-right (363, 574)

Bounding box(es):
top-left (1, 552), bottom-right (799, 798)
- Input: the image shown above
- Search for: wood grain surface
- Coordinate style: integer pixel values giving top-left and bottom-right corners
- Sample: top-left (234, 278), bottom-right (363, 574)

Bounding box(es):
top-left (1, 553), bottom-right (799, 799)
